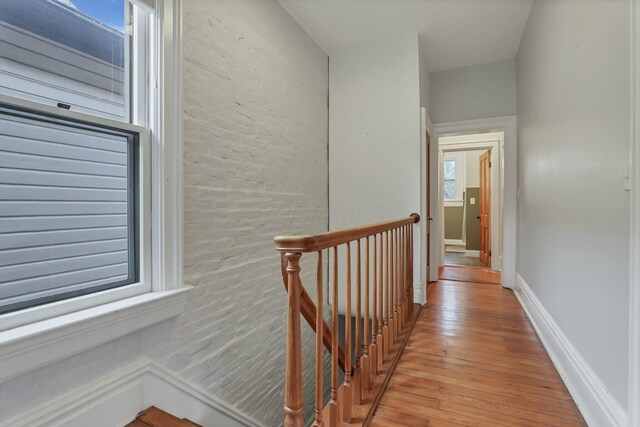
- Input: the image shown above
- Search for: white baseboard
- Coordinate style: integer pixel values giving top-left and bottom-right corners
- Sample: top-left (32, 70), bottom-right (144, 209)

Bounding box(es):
top-left (514, 273), bottom-right (627, 427)
top-left (464, 250), bottom-right (480, 257)
top-left (444, 239), bottom-right (465, 246)
top-left (413, 282), bottom-right (426, 305)
top-left (1, 358), bottom-right (265, 427)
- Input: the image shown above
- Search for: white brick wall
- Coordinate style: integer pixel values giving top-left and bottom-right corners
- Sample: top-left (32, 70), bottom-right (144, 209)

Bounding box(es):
top-left (0, 1), bottom-right (329, 425)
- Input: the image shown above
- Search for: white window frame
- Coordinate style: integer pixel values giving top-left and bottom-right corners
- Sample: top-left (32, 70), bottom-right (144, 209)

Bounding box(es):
top-left (0, 0), bottom-right (188, 383)
top-left (443, 152), bottom-right (465, 207)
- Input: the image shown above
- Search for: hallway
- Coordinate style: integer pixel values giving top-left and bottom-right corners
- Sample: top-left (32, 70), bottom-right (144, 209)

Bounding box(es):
top-left (371, 276), bottom-right (586, 426)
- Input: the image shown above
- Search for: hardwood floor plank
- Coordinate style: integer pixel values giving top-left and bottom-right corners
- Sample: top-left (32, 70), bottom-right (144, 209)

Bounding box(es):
top-left (370, 274), bottom-right (586, 427)
top-left (379, 398), bottom-right (498, 427)
top-left (400, 351), bottom-right (563, 383)
top-left (373, 406), bottom-right (431, 426)
top-left (398, 357), bottom-right (568, 392)
top-left (438, 266), bottom-right (502, 284)
top-left (387, 383), bottom-right (582, 426)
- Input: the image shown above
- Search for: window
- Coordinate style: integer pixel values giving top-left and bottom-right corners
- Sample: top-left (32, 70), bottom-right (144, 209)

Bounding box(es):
top-left (0, 0), bottom-right (158, 326)
top-left (0, 0), bottom-right (184, 383)
top-left (0, 106), bottom-right (143, 315)
top-left (0, 0), bottom-right (146, 121)
top-left (443, 159), bottom-right (457, 200)
top-left (443, 152), bottom-right (465, 206)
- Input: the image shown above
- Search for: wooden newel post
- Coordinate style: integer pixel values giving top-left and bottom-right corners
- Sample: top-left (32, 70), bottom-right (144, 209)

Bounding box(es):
top-left (284, 252), bottom-right (304, 427)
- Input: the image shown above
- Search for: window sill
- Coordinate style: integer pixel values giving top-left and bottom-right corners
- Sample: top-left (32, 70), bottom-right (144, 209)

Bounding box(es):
top-left (445, 200), bottom-right (464, 207)
top-left (0, 286), bottom-right (192, 384)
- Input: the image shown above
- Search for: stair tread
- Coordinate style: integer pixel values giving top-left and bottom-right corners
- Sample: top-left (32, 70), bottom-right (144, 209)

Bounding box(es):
top-left (126, 406), bottom-right (202, 427)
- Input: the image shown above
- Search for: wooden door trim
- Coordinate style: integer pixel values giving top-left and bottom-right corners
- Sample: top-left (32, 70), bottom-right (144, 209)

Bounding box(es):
top-left (479, 150), bottom-right (491, 266)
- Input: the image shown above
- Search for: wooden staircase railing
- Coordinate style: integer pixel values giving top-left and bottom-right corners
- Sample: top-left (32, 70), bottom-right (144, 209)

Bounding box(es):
top-left (274, 213), bottom-right (421, 426)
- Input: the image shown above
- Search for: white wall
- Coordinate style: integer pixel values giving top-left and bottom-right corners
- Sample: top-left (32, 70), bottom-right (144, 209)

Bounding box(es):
top-left (418, 41), bottom-right (431, 298)
top-left (418, 40), bottom-right (431, 115)
top-left (430, 58), bottom-right (516, 124)
top-left (329, 34), bottom-right (421, 229)
top-left (329, 34), bottom-right (423, 308)
top-left (516, 0), bottom-right (631, 412)
top-left (465, 150), bottom-right (483, 188)
top-left (0, 1), bottom-right (329, 426)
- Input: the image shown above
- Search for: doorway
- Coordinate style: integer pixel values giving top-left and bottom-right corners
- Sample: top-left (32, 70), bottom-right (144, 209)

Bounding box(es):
top-left (438, 132), bottom-right (504, 276)
top-left (426, 116), bottom-right (517, 289)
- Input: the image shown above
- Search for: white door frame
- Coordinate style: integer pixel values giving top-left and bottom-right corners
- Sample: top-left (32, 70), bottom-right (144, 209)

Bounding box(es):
top-left (438, 137), bottom-right (502, 272)
top-left (416, 107), bottom-right (431, 305)
top-left (429, 116), bottom-right (517, 288)
top-left (629, 0), bottom-right (640, 423)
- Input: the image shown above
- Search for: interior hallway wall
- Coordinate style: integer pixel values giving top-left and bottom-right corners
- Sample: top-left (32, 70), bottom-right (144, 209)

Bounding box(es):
top-left (329, 34), bottom-right (421, 229)
top-left (430, 59), bottom-right (516, 124)
top-left (0, 1), bottom-right (329, 425)
top-left (516, 0), bottom-right (631, 411)
top-left (329, 34), bottom-right (422, 311)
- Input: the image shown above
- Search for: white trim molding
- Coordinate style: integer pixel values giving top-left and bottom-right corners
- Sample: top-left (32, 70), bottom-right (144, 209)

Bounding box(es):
top-left (514, 273), bottom-right (628, 427)
top-left (0, 287), bottom-right (191, 384)
top-left (430, 116), bottom-right (516, 287)
top-left (413, 282), bottom-right (427, 305)
top-left (464, 250), bottom-right (480, 258)
top-left (629, 0), bottom-right (640, 423)
top-left (153, 0), bottom-right (184, 292)
top-left (0, 358), bottom-right (264, 427)
top-left (444, 239), bottom-right (465, 245)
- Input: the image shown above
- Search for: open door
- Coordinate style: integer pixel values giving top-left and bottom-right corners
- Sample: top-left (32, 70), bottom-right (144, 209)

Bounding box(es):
top-left (479, 150), bottom-right (491, 266)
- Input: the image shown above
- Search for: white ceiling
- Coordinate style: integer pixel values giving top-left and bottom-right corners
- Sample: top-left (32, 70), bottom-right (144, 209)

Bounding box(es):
top-left (278, 0), bottom-right (533, 73)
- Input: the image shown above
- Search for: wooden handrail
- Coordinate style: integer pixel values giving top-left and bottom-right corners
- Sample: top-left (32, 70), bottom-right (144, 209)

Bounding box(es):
top-left (280, 254), bottom-right (347, 373)
top-left (274, 213), bottom-right (420, 252)
top-left (276, 213), bottom-right (421, 427)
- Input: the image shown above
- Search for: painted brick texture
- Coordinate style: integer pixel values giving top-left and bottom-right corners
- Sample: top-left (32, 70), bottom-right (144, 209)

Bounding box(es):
top-left (173, 0), bottom-right (329, 423)
top-left (0, 1), bottom-right (329, 426)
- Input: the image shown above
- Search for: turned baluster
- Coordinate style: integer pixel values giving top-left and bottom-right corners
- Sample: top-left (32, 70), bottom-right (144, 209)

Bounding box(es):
top-left (383, 231), bottom-right (390, 358)
top-left (391, 229), bottom-right (396, 344)
top-left (376, 233), bottom-right (384, 372)
top-left (396, 228), bottom-right (403, 339)
top-left (342, 243), bottom-right (353, 422)
top-left (354, 239), bottom-right (362, 405)
top-left (389, 229), bottom-right (399, 345)
top-left (398, 228), bottom-right (403, 335)
top-left (400, 226), bottom-right (404, 324)
top-left (406, 225), bottom-right (412, 320)
top-left (399, 225), bottom-right (407, 329)
top-left (405, 225), bottom-right (413, 321)
top-left (313, 252), bottom-right (324, 427)
top-left (363, 236), bottom-right (371, 390)
top-left (284, 252), bottom-right (304, 427)
top-left (397, 227), bottom-right (403, 330)
top-left (401, 226), bottom-right (407, 325)
top-left (409, 223), bottom-right (414, 317)
top-left (401, 227), bottom-right (406, 325)
top-left (398, 228), bottom-right (402, 340)
top-left (328, 247), bottom-right (339, 425)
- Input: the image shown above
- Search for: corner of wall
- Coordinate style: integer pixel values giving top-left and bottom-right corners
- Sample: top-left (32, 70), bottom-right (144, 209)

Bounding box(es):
top-left (513, 273), bottom-right (628, 427)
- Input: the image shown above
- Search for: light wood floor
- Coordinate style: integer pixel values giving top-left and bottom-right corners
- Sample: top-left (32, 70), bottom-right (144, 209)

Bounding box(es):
top-left (439, 265), bottom-right (502, 285)
top-left (370, 276), bottom-right (586, 427)
top-left (444, 251), bottom-right (486, 268)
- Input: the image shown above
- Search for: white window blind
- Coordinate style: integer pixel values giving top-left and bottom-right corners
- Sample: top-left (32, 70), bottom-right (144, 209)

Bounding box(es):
top-left (0, 106), bottom-right (139, 314)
